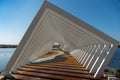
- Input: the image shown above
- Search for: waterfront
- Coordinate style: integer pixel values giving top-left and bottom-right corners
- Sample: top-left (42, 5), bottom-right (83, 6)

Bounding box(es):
top-left (108, 48), bottom-right (120, 69)
top-left (0, 48), bottom-right (16, 71)
top-left (0, 48), bottom-right (120, 71)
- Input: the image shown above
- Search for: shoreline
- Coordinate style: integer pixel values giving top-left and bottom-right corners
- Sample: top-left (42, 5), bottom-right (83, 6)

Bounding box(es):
top-left (0, 45), bottom-right (17, 48)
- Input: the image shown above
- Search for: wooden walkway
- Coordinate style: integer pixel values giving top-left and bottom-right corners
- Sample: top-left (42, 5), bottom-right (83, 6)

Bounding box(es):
top-left (3, 52), bottom-right (107, 80)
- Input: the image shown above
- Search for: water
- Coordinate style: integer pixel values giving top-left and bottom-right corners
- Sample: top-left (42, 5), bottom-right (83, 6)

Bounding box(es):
top-left (108, 48), bottom-right (120, 69)
top-left (0, 48), bottom-right (16, 71)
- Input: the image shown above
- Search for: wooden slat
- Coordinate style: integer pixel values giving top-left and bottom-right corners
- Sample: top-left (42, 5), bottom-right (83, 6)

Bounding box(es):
top-left (47, 66), bottom-right (87, 71)
top-left (17, 68), bottom-right (98, 80)
top-left (23, 65), bottom-right (87, 71)
top-left (13, 74), bottom-right (49, 80)
top-left (16, 71), bottom-right (87, 80)
top-left (21, 66), bottom-right (88, 74)
top-left (27, 63), bottom-right (83, 68)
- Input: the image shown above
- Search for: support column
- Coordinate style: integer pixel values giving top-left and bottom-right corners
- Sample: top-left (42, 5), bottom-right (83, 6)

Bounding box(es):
top-left (89, 44), bottom-right (109, 74)
top-left (79, 47), bottom-right (89, 63)
top-left (83, 45), bottom-right (96, 67)
top-left (86, 45), bottom-right (98, 69)
top-left (82, 45), bottom-right (93, 66)
top-left (86, 45), bottom-right (100, 69)
top-left (78, 49), bottom-right (85, 62)
top-left (81, 46), bottom-right (91, 64)
top-left (94, 43), bottom-right (118, 77)
top-left (89, 44), bottom-right (103, 73)
top-left (79, 51), bottom-right (85, 62)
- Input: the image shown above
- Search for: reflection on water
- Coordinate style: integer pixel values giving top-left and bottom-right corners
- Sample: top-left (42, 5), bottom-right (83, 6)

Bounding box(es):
top-left (0, 48), bottom-right (16, 71)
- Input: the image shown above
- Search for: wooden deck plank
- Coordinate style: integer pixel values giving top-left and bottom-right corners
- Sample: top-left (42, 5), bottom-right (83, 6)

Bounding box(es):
top-left (17, 68), bottom-right (97, 80)
top-left (16, 71), bottom-right (89, 80)
top-left (21, 66), bottom-right (89, 74)
top-left (13, 74), bottom-right (49, 80)
top-left (11, 52), bottom-right (107, 80)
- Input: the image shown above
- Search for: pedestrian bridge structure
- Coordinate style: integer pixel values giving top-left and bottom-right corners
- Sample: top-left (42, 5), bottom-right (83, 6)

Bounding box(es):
top-left (1, 1), bottom-right (119, 79)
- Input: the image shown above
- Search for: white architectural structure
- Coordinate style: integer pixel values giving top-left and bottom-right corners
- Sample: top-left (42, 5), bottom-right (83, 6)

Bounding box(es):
top-left (2, 1), bottom-right (119, 78)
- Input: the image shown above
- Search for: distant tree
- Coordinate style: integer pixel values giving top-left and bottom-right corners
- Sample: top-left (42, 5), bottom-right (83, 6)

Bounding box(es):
top-left (116, 69), bottom-right (120, 77)
top-left (0, 45), bottom-right (17, 48)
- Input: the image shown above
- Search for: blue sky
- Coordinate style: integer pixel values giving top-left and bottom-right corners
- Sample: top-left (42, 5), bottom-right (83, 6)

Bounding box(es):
top-left (0, 0), bottom-right (120, 44)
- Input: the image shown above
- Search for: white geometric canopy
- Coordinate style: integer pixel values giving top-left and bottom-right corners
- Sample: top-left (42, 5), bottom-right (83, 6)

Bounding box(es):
top-left (2, 1), bottom-right (119, 78)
